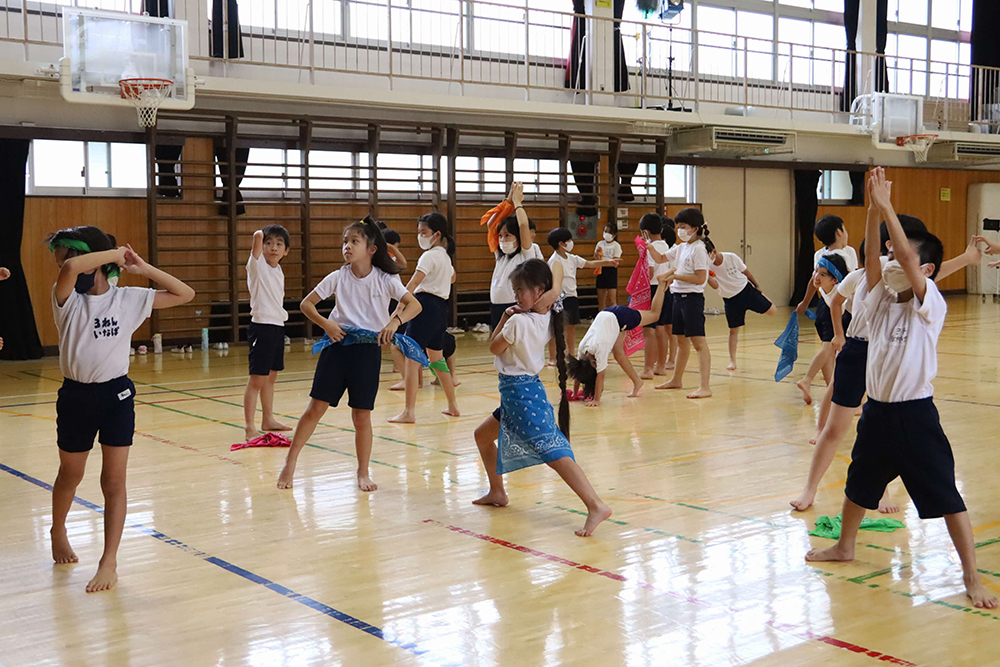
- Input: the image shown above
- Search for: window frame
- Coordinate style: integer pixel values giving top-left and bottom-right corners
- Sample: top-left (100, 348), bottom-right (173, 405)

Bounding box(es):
top-left (26, 139), bottom-right (148, 198)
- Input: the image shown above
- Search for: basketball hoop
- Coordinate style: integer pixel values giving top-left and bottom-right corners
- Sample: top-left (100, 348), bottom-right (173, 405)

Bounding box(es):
top-left (897, 134), bottom-right (938, 163)
top-left (119, 78), bottom-right (174, 128)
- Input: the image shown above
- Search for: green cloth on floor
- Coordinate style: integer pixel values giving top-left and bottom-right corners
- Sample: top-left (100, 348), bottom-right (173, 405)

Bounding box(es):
top-left (809, 514), bottom-right (905, 539)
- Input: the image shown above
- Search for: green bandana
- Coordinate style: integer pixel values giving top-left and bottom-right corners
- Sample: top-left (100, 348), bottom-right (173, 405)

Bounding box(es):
top-left (48, 238), bottom-right (121, 278)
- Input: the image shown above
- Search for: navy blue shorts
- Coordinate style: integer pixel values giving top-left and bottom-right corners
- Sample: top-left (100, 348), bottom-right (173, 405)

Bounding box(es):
top-left (672, 292), bottom-right (706, 338)
top-left (490, 302), bottom-right (515, 334)
top-left (310, 342), bottom-right (382, 410)
top-left (57, 376), bottom-right (136, 453)
top-left (814, 301), bottom-right (852, 342)
top-left (832, 338), bottom-right (869, 408)
top-left (406, 292), bottom-right (449, 351)
top-left (248, 322), bottom-right (285, 376)
top-left (723, 284), bottom-right (773, 329)
top-left (596, 266), bottom-right (618, 290)
top-left (846, 398), bottom-right (966, 519)
top-left (606, 305), bottom-right (642, 331)
top-left (443, 331), bottom-right (456, 359)
top-left (644, 284), bottom-right (672, 329)
top-left (562, 296), bottom-right (581, 326)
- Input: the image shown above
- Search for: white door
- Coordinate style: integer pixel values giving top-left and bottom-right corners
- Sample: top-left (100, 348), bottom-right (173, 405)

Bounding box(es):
top-left (743, 169), bottom-right (794, 307)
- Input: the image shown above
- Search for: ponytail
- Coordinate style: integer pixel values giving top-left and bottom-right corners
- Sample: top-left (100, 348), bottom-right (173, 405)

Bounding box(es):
top-left (346, 216), bottom-right (402, 275)
top-left (552, 307), bottom-right (570, 439)
top-left (418, 212), bottom-right (456, 259)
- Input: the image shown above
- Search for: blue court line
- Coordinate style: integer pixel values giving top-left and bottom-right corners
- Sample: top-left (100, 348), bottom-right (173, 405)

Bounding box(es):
top-left (0, 461), bottom-right (455, 666)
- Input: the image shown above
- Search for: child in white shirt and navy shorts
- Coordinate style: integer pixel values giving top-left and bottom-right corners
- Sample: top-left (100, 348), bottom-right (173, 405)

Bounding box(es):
top-left (706, 241), bottom-right (776, 370)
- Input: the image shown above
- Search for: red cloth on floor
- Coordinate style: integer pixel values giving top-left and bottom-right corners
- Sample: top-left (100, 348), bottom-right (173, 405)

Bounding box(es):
top-left (230, 432), bottom-right (292, 451)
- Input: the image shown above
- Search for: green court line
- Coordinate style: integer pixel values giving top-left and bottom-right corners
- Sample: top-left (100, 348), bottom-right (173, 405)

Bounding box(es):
top-left (848, 564), bottom-right (911, 584)
top-left (633, 493), bottom-right (793, 529)
top-left (975, 536), bottom-right (1000, 550)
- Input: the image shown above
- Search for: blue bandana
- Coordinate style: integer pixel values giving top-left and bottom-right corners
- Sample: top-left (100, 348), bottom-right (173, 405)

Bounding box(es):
top-left (817, 257), bottom-right (844, 283)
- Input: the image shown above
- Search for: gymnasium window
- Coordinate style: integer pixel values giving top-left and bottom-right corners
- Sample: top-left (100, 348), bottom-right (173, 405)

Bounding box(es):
top-left (817, 170), bottom-right (854, 204)
top-left (27, 140), bottom-right (147, 196)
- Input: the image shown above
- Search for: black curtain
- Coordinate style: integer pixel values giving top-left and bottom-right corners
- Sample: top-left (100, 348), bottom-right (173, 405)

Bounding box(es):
top-left (156, 145), bottom-right (183, 198)
top-left (571, 160), bottom-right (598, 217)
top-left (212, 0), bottom-right (244, 58)
top-left (565, 0), bottom-right (629, 92)
top-left (0, 140), bottom-right (44, 360)
top-left (971, 0), bottom-right (1000, 124)
top-left (618, 161), bottom-right (637, 203)
top-left (215, 146), bottom-right (250, 216)
top-left (791, 170), bottom-right (822, 306)
top-left (143, 0), bottom-right (170, 17)
top-left (841, 0), bottom-right (888, 112)
top-left (849, 170), bottom-right (866, 206)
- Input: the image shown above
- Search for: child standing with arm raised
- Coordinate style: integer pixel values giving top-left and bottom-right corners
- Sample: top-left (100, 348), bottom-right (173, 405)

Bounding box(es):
top-left (278, 219), bottom-right (422, 492)
top-left (243, 225), bottom-right (292, 440)
top-left (806, 168), bottom-right (998, 610)
top-left (47, 226), bottom-right (194, 592)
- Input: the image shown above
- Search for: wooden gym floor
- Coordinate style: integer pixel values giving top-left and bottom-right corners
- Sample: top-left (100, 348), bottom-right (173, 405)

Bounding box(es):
top-left (2, 297), bottom-right (1000, 667)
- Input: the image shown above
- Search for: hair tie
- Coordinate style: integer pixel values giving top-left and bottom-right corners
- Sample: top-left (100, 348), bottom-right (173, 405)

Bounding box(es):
top-left (818, 256), bottom-right (844, 282)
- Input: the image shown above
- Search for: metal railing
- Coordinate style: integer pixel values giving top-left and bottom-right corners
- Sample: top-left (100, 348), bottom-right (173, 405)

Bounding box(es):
top-left (2, 0), bottom-right (998, 130)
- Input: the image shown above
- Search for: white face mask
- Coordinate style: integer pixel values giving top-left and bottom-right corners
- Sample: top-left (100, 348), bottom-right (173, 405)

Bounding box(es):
top-left (564, 240), bottom-right (574, 253)
top-left (881, 259), bottom-right (913, 293)
top-left (603, 232), bottom-right (614, 243)
top-left (676, 228), bottom-right (693, 242)
top-left (418, 234), bottom-right (435, 250)
top-left (499, 240), bottom-right (517, 255)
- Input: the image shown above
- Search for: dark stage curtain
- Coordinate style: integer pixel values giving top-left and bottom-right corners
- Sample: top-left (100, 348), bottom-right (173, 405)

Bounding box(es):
top-left (971, 0), bottom-right (1000, 124)
top-left (212, 0), bottom-right (244, 58)
top-left (0, 139), bottom-right (44, 360)
top-left (570, 160), bottom-right (598, 217)
top-left (841, 0), bottom-right (888, 112)
top-left (791, 170), bottom-right (822, 306)
top-left (215, 146), bottom-right (250, 216)
top-left (565, 0), bottom-right (629, 92)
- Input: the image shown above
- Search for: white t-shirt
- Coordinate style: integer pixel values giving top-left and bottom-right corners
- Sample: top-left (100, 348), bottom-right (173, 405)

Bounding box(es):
top-left (841, 257), bottom-right (890, 339)
top-left (414, 246), bottom-right (454, 300)
top-left (577, 310), bottom-right (622, 373)
top-left (596, 240), bottom-right (622, 263)
top-left (646, 240), bottom-right (672, 285)
top-left (814, 246), bottom-right (859, 274)
top-left (547, 252), bottom-right (588, 298)
top-left (528, 243), bottom-right (545, 261)
top-left (713, 252), bottom-right (749, 299)
top-left (52, 285), bottom-right (156, 384)
top-left (667, 240), bottom-right (711, 294)
top-left (313, 265), bottom-right (409, 332)
top-left (864, 277), bottom-right (947, 403)
top-left (246, 253), bottom-right (287, 326)
top-left (495, 312), bottom-right (551, 376)
top-left (490, 249), bottom-right (531, 304)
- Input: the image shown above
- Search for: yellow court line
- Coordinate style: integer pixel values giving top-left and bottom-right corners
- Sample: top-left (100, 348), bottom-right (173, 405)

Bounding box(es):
top-left (972, 519), bottom-right (1000, 535)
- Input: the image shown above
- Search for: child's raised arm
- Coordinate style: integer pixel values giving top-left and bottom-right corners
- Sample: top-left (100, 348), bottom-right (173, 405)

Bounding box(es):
top-left (937, 238), bottom-right (982, 281)
top-left (56, 248), bottom-right (126, 306)
top-left (387, 243), bottom-right (407, 270)
top-left (511, 182), bottom-right (532, 251)
top-left (122, 245), bottom-right (195, 309)
top-left (864, 173), bottom-right (882, 291)
top-left (870, 167), bottom-right (927, 301)
top-left (582, 258), bottom-right (619, 270)
top-left (251, 229), bottom-right (264, 259)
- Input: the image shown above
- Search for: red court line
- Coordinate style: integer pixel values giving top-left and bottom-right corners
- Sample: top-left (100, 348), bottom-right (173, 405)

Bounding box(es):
top-left (425, 520), bottom-right (918, 667)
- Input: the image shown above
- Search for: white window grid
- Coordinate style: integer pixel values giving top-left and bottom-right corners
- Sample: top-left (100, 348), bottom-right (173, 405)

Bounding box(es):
top-left (26, 139), bottom-right (147, 196)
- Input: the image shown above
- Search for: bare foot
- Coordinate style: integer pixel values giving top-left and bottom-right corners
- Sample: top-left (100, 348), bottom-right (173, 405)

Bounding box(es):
top-left (473, 490), bottom-right (509, 507)
top-left (790, 489), bottom-right (816, 512)
top-left (726, 361), bottom-right (737, 371)
top-left (390, 381), bottom-right (406, 391)
top-left (664, 362), bottom-right (675, 371)
top-left (546, 360), bottom-right (557, 367)
top-left (809, 433), bottom-right (819, 445)
top-left (442, 406), bottom-right (461, 417)
top-left (878, 495), bottom-right (900, 514)
top-left (86, 560), bottom-right (118, 593)
top-left (576, 503), bottom-right (612, 537)
top-left (687, 388), bottom-right (712, 399)
top-left (654, 366), bottom-right (668, 376)
top-left (51, 528), bottom-right (79, 564)
top-left (262, 421), bottom-right (292, 432)
top-left (245, 427), bottom-right (261, 441)
top-left (639, 369), bottom-right (654, 380)
top-left (797, 379), bottom-right (813, 405)
top-left (656, 379), bottom-right (683, 390)
top-left (388, 411), bottom-right (416, 424)
top-left (277, 462), bottom-right (295, 489)
top-left (805, 544), bottom-right (854, 562)
top-left (965, 577), bottom-right (1000, 609)
top-left (626, 380), bottom-right (644, 398)
top-left (358, 475), bottom-right (378, 492)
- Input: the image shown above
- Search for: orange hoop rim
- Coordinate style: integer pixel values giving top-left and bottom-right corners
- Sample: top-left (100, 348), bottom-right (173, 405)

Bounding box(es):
top-left (119, 77), bottom-right (174, 98)
top-left (896, 133), bottom-right (938, 147)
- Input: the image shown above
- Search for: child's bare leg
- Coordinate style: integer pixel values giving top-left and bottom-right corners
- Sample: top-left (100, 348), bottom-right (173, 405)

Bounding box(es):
top-left (51, 450), bottom-right (88, 564)
top-left (389, 358), bottom-right (421, 423)
top-left (666, 329), bottom-right (677, 369)
top-left (565, 325), bottom-right (577, 362)
top-left (472, 415), bottom-right (507, 506)
top-left (352, 409), bottom-right (377, 491)
top-left (791, 404), bottom-right (855, 511)
top-left (608, 287), bottom-right (618, 307)
top-left (797, 343), bottom-right (833, 405)
top-left (654, 327), bottom-right (669, 374)
top-left (657, 337), bottom-right (689, 389)
top-left (727, 327), bottom-right (740, 370)
top-left (446, 354), bottom-right (460, 387)
top-left (243, 374), bottom-right (266, 439)
top-left (612, 336), bottom-right (643, 397)
top-left (821, 354), bottom-right (835, 385)
top-left (260, 371), bottom-right (291, 432)
top-left (806, 496), bottom-right (865, 562)
top-left (687, 336), bottom-right (712, 399)
top-left (877, 487), bottom-right (899, 514)
top-left (597, 289), bottom-right (607, 311)
top-left (640, 328), bottom-right (658, 378)
top-left (813, 380), bottom-right (836, 443)
top-left (278, 399), bottom-right (329, 489)
top-left (546, 457), bottom-right (612, 536)
top-left (390, 347), bottom-right (407, 390)
top-left (429, 349), bottom-right (461, 417)
top-left (87, 444), bottom-right (130, 592)
top-left (944, 511), bottom-right (999, 608)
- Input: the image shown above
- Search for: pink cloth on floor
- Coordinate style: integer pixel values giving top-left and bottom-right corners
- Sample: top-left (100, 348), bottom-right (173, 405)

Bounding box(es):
top-left (623, 236), bottom-right (650, 357)
top-left (230, 433), bottom-right (292, 451)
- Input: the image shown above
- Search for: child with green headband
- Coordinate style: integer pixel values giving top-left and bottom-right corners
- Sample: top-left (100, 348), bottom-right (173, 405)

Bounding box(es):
top-left (46, 225), bottom-right (194, 593)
